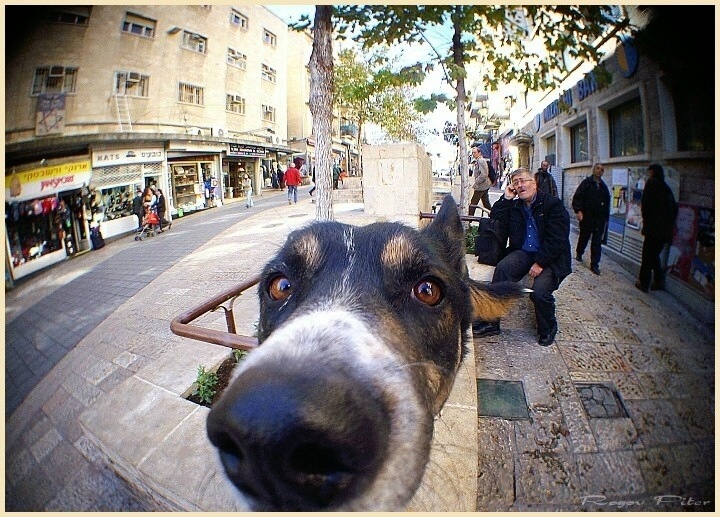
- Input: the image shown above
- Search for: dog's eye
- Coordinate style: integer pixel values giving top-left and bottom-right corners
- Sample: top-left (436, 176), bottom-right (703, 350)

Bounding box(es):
top-left (413, 279), bottom-right (443, 306)
top-left (268, 275), bottom-right (292, 301)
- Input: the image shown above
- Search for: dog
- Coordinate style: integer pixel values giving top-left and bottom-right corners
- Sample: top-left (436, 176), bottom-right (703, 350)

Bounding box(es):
top-left (206, 195), bottom-right (523, 511)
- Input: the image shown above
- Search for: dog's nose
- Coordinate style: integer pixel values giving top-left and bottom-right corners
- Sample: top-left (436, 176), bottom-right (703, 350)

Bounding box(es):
top-left (206, 365), bottom-right (390, 511)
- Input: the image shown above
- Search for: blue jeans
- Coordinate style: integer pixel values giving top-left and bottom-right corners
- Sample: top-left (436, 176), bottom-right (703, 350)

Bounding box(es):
top-left (287, 185), bottom-right (298, 203)
top-left (492, 249), bottom-right (560, 336)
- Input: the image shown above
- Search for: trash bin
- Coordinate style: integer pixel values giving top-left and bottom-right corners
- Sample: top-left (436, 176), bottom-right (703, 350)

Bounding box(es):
top-left (226, 187), bottom-right (234, 199)
top-left (177, 208), bottom-right (184, 218)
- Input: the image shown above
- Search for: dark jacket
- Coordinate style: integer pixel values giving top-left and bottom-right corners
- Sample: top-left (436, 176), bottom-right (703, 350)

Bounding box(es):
top-left (641, 177), bottom-right (677, 242)
top-left (572, 176), bottom-right (610, 228)
top-left (535, 170), bottom-right (558, 197)
top-left (132, 194), bottom-right (143, 218)
top-left (491, 192), bottom-right (572, 282)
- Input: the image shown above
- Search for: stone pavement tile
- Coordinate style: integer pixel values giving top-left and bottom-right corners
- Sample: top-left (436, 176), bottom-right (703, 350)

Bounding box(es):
top-left (671, 398), bottom-right (714, 441)
top-left (664, 372), bottom-right (714, 400)
top-left (138, 407), bottom-right (248, 512)
top-left (514, 449), bottom-right (582, 505)
top-left (42, 386), bottom-right (87, 443)
top-left (39, 438), bottom-right (86, 482)
top-left (61, 372), bottom-right (104, 407)
top-left (44, 461), bottom-right (125, 511)
top-left (634, 446), bottom-right (688, 494)
top-left (559, 342), bottom-right (632, 372)
top-left (476, 418), bottom-right (515, 511)
top-left (624, 399), bottom-right (689, 448)
top-left (609, 372), bottom-right (646, 400)
top-left (575, 450), bottom-right (646, 496)
top-left (589, 417), bottom-right (639, 451)
top-left (5, 446), bottom-right (36, 488)
top-left (5, 459), bottom-right (64, 511)
top-left (670, 442), bottom-right (714, 485)
top-left (616, 343), bottom-right (668, 373)
top-left (79, 375), bottom-right (197, 468)
top-left (29, 427), bottom-right (64, 463)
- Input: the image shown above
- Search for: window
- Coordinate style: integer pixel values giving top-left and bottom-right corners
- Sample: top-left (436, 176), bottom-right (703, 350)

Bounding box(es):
top-left (262, 104), bottom-right (276, 123)
top-left (226, 94), bottom-right (246, 114)
top-left (182, 31), bottom-right (207, 54)
top-left (570, 120), bottom-right (588, 163)
top-left (261, 64), bottom-right (276, 83)
top-left (227, 48), bottom-right (247, 69)
top-left (544, 134), bottom-right (556, 162)
top-left (31, 66), bottom-right (78, 95)
top-left (122, 12), bottom-right (155, 38)
top-left (114, 71), bottom-right (149, 97)
top-left (674, 88), bottom-right (714, 152)
top-left (51, 6), bottom-right (91, 25)
top-left (178, 83), bottom-right (204, 105)
top-left (609, 97), bottom-right (644, 157)
top-left (230, 9), bottom-right (248, 29)
top-left (263, 29), bottom-right (277, 46)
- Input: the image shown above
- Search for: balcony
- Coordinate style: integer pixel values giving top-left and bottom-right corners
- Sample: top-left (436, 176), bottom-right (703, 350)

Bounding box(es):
top-left (340, 124), bottom-right (358, 138)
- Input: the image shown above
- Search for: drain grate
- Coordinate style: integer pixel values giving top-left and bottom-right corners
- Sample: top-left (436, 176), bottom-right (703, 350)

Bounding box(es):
top-left (574, 382), bottom-right (629, 419)
top-left (476, 379), bottom-right (530, 420)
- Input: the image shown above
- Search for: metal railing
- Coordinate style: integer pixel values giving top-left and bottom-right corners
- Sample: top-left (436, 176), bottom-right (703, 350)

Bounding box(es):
top-left (170, 275), bottom-right (260, 350)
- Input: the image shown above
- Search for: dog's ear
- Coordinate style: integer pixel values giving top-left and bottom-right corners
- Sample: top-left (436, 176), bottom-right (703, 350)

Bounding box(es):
top-left (421, 195), bottom-right (465, 271)
top-left (468, 279), bottom-right (527, 321)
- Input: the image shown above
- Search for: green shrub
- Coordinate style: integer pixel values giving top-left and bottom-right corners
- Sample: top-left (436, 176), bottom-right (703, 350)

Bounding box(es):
top-left (193, 365), bottom-right (218, 404)
top-left (465, 225), bottom-right (479, 254)
top-left (233, 349), bottom-right (248, 363)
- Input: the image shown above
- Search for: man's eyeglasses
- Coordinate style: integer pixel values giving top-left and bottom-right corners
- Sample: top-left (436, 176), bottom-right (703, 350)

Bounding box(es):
top-left (511, 177), bottom-right (534, 187)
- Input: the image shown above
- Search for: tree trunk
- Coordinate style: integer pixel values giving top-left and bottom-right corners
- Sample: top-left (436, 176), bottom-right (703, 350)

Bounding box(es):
top-left (451, 15), bottom-right (470, 218)
top-left (309, 6), bottom-right (334, 222)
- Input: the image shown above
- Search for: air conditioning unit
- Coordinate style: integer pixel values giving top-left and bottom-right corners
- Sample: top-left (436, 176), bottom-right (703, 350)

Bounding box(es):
top-left (211, 127), bottom-right (225, 137)
top-left (49, 66), bottom-right (65, 77)
top-left (127, 72), bottom-right (141, 82)
top-left (186, 127), bottom-right (202, 136)
top-left (232, 95), bottom-right (243, 104)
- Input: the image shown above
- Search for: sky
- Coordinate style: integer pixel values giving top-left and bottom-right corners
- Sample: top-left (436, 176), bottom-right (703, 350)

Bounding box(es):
top-left (265, 4), bottom-right (460, 172)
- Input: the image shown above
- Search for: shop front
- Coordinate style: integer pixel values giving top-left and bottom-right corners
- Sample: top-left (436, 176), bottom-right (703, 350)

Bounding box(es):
top-left (224, 143), bottom-right (266, 201)
top-left (5, 159), bottom-right (92, 280)
top-left (90, 146), bottom-right (166, 238)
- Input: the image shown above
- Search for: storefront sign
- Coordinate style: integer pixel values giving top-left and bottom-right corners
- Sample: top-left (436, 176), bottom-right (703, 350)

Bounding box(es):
top-left (227, 143), bottom-right (266, 158)
top-left (5, 160), bottom-right (92, 202)
top-left (92, 147), bottom-right (165, 167)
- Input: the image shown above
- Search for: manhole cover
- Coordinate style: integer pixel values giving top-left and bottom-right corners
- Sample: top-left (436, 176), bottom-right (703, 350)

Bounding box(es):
top-left (476, 379), bottom-right (529, 420)
top-left (574, 382), bottom-right (629, 419)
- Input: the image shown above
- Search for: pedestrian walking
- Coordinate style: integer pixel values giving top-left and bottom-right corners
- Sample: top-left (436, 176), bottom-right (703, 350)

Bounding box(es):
top-left (308, 166), bottom-right (316, 199)
top-left (469, 144), bottom-right (492, 216)
top-left (535, 160), bottom-right (559, 197)
top-left (635, 163), bottom-right (678, 292)
top-left (156, 188), bottom-right (171, 231)
top-left (284, 162), bottom-right (302, 204)
top-left (132, 187), bottom-right (144, 228)
top-left (276, 165), bottom-right (285, 190)
top-left (473, 167), bottom-right (572, 346)
top-left (242, 174), bottom-right (254, 208)
top-left (572, 163), bottom-right (610, 275)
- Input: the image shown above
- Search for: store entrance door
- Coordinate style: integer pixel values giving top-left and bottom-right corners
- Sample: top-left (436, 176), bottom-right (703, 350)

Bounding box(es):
top-left (59, 189), bottom-right (91, 255)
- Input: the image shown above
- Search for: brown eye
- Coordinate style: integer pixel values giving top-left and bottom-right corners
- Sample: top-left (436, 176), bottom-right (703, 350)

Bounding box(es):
top-left (413, 279), bottom-right (443, 306)
top-left (268, 276), bottom-right (292, 301)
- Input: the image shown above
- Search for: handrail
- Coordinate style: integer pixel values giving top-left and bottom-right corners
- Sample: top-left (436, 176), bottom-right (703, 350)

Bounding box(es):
top-left (170, 275), bottom-right (261, 351)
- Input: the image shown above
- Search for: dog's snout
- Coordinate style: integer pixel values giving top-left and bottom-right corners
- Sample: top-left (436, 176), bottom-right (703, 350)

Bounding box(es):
top-left (207, 365), bottom-right (390, 510)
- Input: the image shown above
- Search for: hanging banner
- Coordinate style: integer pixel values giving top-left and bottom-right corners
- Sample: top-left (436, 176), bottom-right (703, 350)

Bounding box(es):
top-left (5, 161), bottom-right (92, 202)
top-left (35, 93), bottom-right (66, 136)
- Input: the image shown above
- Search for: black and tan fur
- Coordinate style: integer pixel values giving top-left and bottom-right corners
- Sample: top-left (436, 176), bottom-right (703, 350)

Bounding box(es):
top-left (206, 195), bottom-right (522, 511)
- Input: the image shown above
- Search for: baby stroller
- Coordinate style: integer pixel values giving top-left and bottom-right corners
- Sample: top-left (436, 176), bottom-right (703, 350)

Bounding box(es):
top-left (134, 208), bottom-right (161, 240)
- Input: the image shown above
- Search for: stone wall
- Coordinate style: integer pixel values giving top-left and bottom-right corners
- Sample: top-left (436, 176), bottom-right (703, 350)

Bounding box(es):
top-left (362, 143), bottom-right (432, 223)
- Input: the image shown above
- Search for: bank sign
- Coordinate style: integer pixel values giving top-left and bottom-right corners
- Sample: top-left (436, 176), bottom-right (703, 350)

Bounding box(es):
top-left (92, 147), bottom-right (165, 167)
top-left (227, 143), bottom-right (266, 158)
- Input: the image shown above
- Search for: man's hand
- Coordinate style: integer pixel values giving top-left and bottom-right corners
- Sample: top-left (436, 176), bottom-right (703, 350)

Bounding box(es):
top-left (529, 263), bottom-right (544, 278)
top-left (575, 210), bottom-right (584, 222)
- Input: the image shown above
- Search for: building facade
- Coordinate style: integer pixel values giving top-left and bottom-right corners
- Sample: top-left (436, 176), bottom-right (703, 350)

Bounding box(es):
top-left (5, 5), bottom-right (307, 281)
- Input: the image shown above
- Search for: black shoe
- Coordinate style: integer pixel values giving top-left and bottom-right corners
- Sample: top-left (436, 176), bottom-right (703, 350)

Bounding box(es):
top-left (575, 254), bottom-right (583, 262)
top-left (472, 321), bottom-right (501, 338)
top-left (591, 265), bottom-right (600, 275)
top-left (538, 323), bottom-right (558, 347)
top-left (635, 281), bottom-right (649, 293)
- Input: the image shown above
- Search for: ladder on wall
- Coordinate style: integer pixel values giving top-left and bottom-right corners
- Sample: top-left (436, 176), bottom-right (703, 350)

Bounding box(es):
top-left (114, 94), bottom-right (133, 132)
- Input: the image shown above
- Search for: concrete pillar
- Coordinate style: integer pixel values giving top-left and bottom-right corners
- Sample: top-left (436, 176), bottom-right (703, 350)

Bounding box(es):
top-left (362, 143), bottom-right (432, 225)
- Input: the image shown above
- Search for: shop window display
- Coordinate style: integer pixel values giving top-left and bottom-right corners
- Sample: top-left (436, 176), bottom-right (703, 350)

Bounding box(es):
top-left (90, 185), bottom-right (135, 224)
top-left (6, 196), bottom-right (67, 267)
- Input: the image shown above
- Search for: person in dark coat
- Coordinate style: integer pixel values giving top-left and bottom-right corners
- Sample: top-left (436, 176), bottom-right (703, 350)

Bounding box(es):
top-left (473, 167), bottom-right (572, 347)
top-left (132, 187), bottom-right (144, 228)
top-left (572, 163), bottom-right (611, 275)
top-left (636, 164), bottom-right (678, 292)
top-left (535, 160), bottom-right (558, 197)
